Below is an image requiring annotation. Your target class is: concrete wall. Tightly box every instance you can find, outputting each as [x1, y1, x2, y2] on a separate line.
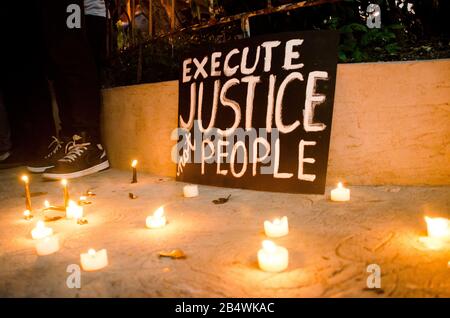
[102, 59, 450, 185]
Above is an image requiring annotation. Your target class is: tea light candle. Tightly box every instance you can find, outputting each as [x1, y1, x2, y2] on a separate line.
[21, 175, 32, 211]
[80, 248, 108, 271]
[131, 159, 138, 183]
[330, 182, 350, 202]
[23, 210, 33, 220]
[61, 179, 70, 209]
[258, 240, 288, 272]
[264, 216, 289, 238]
[183, 184, 199, 198]
[66, 200, 84, 220]
[35, 236, 59, 256]
[419, 236, 444, 250]
[425, 216, 450, 239]
[146, 206, 167, 229]
[31, 221, 53, 240]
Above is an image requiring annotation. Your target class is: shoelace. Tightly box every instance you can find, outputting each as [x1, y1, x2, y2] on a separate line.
[44, 136, 63, 159]
[59, 136, 91, 163]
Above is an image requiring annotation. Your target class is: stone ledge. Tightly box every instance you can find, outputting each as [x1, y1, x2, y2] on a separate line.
[102, 59, 450, 185]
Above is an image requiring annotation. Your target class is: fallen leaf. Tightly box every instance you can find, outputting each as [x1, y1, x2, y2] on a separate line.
[77, 218, 88, 225]
[159, 249, 186, 259]
[85, 190, 96, 197]
[129, 193, 138, 199]
[213, 194, 231, 205]
[45, 216, 63, 222]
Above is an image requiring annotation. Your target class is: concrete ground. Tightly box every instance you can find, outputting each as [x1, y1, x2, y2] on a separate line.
[0, 167, 449, 297]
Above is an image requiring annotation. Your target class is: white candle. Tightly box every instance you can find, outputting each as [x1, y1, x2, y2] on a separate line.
[66, 200, 84, 220]
[146, 206, 167, 229]
[35, 236, 59, 256]
[80, 249, 108, 271]
[183, 184, 199, 198]
[31, 221, 53, 240]
[330, 182, 350, 202]
[61, 179, 69, 209]
[257, 240, 289, 273]
[264, 216, 289, 238]
[131, 159, 138, 183]
[21, 175, 32, 211]
[425, 216, 450, 239]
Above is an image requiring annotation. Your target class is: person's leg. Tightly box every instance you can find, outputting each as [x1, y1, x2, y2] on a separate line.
[41, 0, 109, 179]
[43, 0, 101, 142]
[85, 14, 107, 82]
[0, 91, 12, 157]
[0, 89, 23, 169]
[1, 0, 57, 170]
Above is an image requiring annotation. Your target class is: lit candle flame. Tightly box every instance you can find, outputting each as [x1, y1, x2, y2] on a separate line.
[68, 200, 77, 207]
[88, 249, 96, 256]
[154, 206, 164, 218]
[131, 159, 138, 168]
[337, 182, 343, 189]
[262, 240, 277, 253]
[36, 221, 45, 229]
[21, 175, 29, 183]
[44, 200, 50, 208]
[79, 196, 87, 201]
[24, 210, 31, 217]
[61, 179, 68, 186]
[273, 218, 281, 225]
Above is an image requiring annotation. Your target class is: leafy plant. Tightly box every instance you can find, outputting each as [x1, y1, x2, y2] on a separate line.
[338, 23, 403, 62]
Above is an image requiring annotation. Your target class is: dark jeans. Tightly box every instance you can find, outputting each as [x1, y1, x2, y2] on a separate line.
[1, 0, 56, 156]
[43, 0, 105, 142]
[0, 91, 12, 153]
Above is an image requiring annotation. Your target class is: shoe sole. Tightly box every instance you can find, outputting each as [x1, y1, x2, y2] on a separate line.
[27, 165, 54, 173]
[42, 160, 110, 180]
[0, 152, 11, 161]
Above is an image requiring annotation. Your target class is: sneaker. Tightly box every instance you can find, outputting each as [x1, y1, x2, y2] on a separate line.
[0, 151, 10, 161]
[27, 136, 66, 173]
[42, 135, 110, 180]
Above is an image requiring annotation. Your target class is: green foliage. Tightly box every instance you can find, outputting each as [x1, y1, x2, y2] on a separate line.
[105, 24, 240, 87]
[338, 23, 403, 62]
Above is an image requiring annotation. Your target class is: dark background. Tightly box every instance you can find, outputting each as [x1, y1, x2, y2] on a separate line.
[105, 0, 450, 87]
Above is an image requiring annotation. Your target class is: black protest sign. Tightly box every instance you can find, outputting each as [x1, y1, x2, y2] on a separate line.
[175, 31, 339, 194]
